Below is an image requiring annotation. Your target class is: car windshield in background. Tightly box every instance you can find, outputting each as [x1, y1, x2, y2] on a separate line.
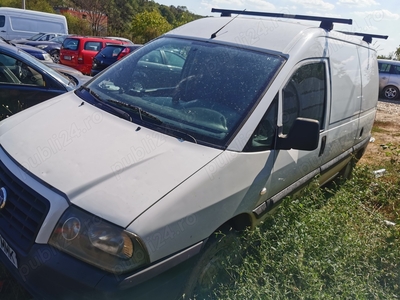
[27, 33, 44, 41]
[84, 37, 284, 148]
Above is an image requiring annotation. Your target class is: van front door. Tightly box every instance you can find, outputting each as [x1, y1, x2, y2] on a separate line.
[268, 60, 329, 199]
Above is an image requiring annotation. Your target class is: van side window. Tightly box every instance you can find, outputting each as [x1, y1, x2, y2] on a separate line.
[0, 16, 5, 27]
[282, 62, 326, 135]
[244, 95, 278, 152]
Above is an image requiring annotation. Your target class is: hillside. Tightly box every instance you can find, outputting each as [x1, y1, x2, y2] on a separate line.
[0, 0, 203, 43]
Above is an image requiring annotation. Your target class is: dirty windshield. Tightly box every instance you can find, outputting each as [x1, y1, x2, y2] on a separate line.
[85, 37, 284, 148]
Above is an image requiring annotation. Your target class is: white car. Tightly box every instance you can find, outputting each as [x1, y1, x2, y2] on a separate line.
[378, 59, 400, 100]
[0, 8, 385, 300]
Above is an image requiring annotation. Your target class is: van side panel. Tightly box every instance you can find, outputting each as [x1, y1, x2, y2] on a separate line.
[10, 16, 67, 35]
[358, 47, 379, 111]
[325, 38, 362, 158]
[0, 8, 68, 40]
[357, 46, 378, 143]
[328, 38, 362, 125]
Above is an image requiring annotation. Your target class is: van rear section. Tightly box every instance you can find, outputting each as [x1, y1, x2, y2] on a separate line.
[0, 7, 68, 40]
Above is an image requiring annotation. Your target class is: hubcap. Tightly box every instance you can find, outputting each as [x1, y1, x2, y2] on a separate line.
[385, 87, 397, 99]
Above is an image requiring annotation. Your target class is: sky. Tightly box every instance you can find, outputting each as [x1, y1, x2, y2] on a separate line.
[155, 0, 399, 57]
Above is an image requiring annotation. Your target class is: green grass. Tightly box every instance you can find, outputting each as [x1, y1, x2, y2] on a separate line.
[212, 159, 400, 299]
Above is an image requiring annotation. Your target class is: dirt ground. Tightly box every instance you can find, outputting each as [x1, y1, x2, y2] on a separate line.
[359, 99, 400, 165]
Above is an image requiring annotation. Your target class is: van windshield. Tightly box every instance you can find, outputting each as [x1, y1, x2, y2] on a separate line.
[83, 37, 284, 148]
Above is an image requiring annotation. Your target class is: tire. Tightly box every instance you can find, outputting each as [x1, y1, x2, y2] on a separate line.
[50, 49, 60, 63]
[182, 228, 241, 300]
[383, 85, 399, 100]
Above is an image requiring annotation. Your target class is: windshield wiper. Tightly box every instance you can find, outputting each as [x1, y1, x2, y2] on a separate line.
[79, 86, 132, 122]
[106, 99, 197, 143]
[106, 99, 163, 125]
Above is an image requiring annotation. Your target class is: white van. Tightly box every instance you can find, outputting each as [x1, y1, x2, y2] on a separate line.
[0, 7, 68, 40]
[0, 8, 386, 300]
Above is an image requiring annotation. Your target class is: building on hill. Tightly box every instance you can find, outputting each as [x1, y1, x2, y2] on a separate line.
[55, 6, 108, 35]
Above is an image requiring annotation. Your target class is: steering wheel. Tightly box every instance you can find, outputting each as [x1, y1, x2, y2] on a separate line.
[185, 107, 228, 132]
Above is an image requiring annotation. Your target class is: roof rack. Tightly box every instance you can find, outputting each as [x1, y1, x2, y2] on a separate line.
[211, 8, 352, 31]
[337, 31, 388, 44]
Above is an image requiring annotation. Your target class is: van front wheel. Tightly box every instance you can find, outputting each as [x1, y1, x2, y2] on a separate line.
[182, 229, 240, 299]
[383, 85, 399, 100]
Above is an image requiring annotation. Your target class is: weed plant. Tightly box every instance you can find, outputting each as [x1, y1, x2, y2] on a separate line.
[213, 156, 400, 299]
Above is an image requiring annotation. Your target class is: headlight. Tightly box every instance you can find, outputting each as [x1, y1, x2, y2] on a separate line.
[42, 53, 53, 62]
[36, 45, 48, 50]
[49, 206, 149, 274]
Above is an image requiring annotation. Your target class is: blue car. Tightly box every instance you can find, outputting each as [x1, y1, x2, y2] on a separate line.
[0, 38, 89, 120]
[1, 36, 53, 61]
[15, 34, 69, 63]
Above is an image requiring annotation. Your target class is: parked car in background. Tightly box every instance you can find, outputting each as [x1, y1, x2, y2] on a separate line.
[15, 34, 69, 63]
[1, 36, 53, 62]
[106, 37, 134, 44]
[43, 61, 91, 85]
[0, 7, 68, 40]
[378, 59, 400, 100]
[10, 32, 65, 44]
[91, 44, 142, 76]
[0, 39, 89, 120]
[60, 36, 131, 75]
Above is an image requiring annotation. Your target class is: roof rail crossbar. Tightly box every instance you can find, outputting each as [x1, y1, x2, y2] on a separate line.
[337, 31, 389, 44]
[211, 8, 352, 31]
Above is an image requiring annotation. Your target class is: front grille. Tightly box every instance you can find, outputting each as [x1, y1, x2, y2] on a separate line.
[0, 160, 50, 254]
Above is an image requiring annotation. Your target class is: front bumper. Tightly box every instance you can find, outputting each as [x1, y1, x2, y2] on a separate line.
[0, 241, 201, 300]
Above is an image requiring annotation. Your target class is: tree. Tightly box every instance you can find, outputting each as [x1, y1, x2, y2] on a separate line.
[63, 13, 91, 35]
[158, 5, 175, 24]
[26, 0, 55, 12]
[130, 10, 172, 44]
[0, 0, 21, 8]
[69, 0, 110, 35]
[107, 0, 134, 37]
[1, 0, 54, 12]
[395, 47, 400, 61]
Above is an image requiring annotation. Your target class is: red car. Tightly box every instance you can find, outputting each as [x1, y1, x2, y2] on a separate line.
[60, 36, 130, 75]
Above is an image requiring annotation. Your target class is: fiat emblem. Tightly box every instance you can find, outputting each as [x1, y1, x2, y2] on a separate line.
[0, 187, 7, 210]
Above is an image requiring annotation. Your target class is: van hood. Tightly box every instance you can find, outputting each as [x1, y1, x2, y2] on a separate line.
[0, 93, 222, 227]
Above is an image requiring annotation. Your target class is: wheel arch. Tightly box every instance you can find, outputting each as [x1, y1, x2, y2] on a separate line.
[215, 212, 253, 233]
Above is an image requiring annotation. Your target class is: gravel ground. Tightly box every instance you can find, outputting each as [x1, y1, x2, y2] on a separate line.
[360, 98, 400, 164]
[377, 99, 400, 117]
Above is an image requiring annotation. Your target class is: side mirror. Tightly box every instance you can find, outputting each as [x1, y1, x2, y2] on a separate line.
[277, 118, 320, 151]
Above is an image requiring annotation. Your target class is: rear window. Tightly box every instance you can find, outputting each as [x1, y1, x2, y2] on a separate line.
[63, 38, 79, 51]
[98, 45, 124, 58]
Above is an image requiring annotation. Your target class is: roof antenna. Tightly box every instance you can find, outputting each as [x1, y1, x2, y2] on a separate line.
[211, 9, 245, 39]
